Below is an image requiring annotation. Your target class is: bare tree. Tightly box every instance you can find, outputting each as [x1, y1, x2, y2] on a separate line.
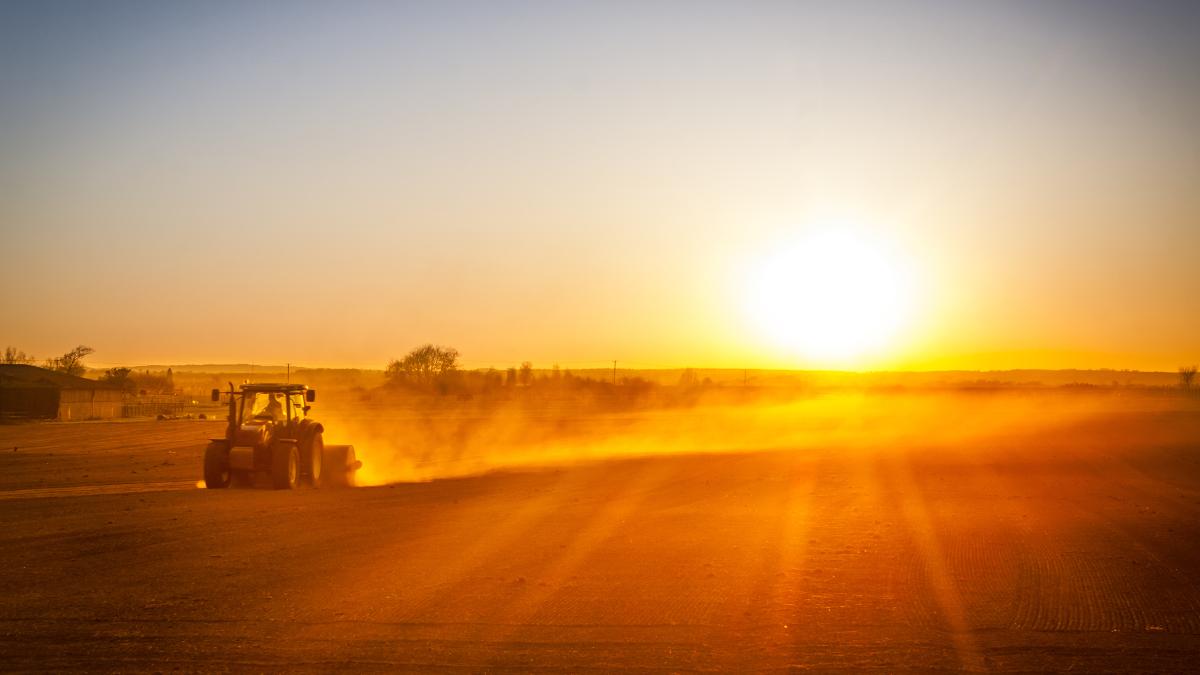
[46, 345, 94, 377]
[518, 361, 533, 387]
[1180, 365, 1198, 390]
[3, 347, 34, 364]
[385, 344, 460, 389]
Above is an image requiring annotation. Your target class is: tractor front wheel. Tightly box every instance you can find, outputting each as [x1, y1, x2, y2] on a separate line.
[203, 441, 231, 489]
[271, 443, 299, 490]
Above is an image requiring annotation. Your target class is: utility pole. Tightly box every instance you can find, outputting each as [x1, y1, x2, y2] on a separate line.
[286, 363, 290, 384]
[612, 360, 617, 386]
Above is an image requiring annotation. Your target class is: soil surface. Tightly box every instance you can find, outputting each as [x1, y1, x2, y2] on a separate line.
[2, 400, 1200, 672]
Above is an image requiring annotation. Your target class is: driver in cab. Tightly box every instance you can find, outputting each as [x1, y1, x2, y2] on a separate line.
[257, 393, 284, 422]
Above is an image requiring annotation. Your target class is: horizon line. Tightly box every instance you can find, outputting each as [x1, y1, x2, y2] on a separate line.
[77, 362, 1190, 376]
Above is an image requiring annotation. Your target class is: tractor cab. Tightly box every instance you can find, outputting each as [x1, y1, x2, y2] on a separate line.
[214, 381, 312, 417]
[239, 387, 312, 425]
[212, 383, 316, 441]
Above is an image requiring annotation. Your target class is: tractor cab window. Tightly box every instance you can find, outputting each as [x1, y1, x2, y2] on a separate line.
[288, 393, 306, 420]
[244, 392, 284, 422]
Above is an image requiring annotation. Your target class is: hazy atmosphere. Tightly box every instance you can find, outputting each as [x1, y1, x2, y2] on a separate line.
[5, 2, 1200, 672]
[4, 0, 1198, 370]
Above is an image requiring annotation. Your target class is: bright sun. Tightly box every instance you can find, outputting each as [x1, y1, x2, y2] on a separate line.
[745, 229, 915, 365]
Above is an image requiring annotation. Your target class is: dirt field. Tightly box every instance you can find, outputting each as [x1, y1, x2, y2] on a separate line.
[2, 394, 1200, 672]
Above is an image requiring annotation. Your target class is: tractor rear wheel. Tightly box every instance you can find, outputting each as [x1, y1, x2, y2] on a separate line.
[203, 441, 231, 489]
[271, 443, 299, 490]
[303, 431, 324, 488]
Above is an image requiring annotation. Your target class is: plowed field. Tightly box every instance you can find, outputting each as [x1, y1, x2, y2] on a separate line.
[2, 395, 1199, 672]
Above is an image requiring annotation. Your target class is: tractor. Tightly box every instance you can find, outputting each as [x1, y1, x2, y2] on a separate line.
[203, 383, 360, 489]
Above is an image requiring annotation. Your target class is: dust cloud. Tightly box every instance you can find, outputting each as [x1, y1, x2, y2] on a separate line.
[319, 390, 1171, 486]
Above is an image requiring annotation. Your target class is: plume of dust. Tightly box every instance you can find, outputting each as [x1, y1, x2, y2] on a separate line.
[318, 390, 1154, 487]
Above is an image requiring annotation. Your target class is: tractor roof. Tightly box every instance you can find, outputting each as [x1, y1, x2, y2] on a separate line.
[240, 383, 309, 393]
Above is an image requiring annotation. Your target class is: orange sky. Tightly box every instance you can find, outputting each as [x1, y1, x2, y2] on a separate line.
[2, 2, 1198, 372]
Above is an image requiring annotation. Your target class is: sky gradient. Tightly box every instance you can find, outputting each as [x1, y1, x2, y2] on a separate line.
[3, 1, 1198, 370]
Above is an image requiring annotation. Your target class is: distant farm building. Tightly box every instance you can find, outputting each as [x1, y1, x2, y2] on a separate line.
[0, 364, 124, 421]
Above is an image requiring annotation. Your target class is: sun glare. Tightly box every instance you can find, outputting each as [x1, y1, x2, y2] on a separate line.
[745, 229, 915, 365]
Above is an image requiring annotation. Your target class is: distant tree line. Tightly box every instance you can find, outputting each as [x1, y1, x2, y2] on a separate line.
[382, 344, 658, 400]
[4, 344, 94, 377]
[3, 345, 175, 395]
[99, 367, 175, 395]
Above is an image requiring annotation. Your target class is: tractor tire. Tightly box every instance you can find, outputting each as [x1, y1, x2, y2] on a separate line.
[322, 445, 358, 488]
[271, 443, 299, 490]
[302, 431, 324, 488]
[203, 441, 231, 489]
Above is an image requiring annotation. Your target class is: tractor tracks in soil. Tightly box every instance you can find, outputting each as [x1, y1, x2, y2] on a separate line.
[0, 480, 199, 501]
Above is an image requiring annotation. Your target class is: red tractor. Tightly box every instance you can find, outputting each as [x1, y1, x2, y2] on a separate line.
[203, 383, 360, 489]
